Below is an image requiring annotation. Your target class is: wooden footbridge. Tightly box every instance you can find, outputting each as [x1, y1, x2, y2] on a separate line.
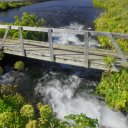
[0, 25, 128, 71]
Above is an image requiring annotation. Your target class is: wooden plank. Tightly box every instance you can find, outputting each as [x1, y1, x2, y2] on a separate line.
[84, 32, 89, 67]
[4, 44, 127, 67]
[19, 27, 25, 56]
[0, 26, 11, 50]
[108, 33, 127, 64]
[3, 48, 118, 71]
[2, 38, 128, 60]
[48, 29, 54, 61]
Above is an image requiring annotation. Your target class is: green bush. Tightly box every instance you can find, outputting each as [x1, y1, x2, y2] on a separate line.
[103, 56, 115, 69]
[0, 94, 26, 128]
[20, 104, 34, 118]
[26, 120, 38, 128]
[0, 94, 99, 128]
[96, 69, 128, 111]
[0, 94, 25, 112]
[0, 2, 8, 10]
[14, 61, 25, 71]
[0, 112, 13, 127]
[0, 12, 48, 41]
[65, 113, 99, 128]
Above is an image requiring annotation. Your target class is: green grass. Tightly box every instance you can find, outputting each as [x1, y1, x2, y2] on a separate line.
[96, 68, 128, 111]
[0, 1, 31, 11]
[93, 0, 128, 52]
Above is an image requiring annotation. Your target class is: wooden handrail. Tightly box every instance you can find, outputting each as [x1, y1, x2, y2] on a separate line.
[0, 25, 128, 39]
[0, 26, 11, 50]
[108, 33, 127, 63]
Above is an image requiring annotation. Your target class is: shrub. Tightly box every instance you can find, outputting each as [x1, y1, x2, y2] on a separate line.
[0, 94, 25, 112]
[38, 104, 53, 126]
[0, 112, 13, 127]
[0, 12, 48, 41]
[103, 56, 115, 69]
[20, 104, 34, 118]
[26, 120, 38, 128]
[0, 2, 8, 10]
[65, 113, 99, 128]
[96, 69, 128, 111]
[14, 61, 25, 71]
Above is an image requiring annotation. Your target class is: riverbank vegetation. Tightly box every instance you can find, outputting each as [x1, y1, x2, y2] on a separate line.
[0, 12, 48, 41]
[93, 0, 128, 51]
[0, 1, 31, 11]
[93, 0, 128, 112]
[0, 95, 99, 128]
[96, 68, 128, 111]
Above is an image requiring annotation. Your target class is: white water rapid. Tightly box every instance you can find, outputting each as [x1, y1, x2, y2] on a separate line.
[52, 22, 101, 47]
[35, 72, 128, 128]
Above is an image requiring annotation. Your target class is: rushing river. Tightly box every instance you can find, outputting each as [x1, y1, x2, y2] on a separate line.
[1, 56, 128, 128]
[0, 0, 128, 128]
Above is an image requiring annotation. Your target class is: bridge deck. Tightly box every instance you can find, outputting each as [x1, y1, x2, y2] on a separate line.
[1, 38, 128, 71]
[0, 25, 128, 71]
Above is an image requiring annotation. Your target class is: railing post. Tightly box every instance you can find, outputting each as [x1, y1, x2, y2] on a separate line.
[108, 33, 127, 64]
[0, 26, 11, 50]
[19, 27, 25, 56]
[84, 31, 89, 67]
[48, 29, 54, 61]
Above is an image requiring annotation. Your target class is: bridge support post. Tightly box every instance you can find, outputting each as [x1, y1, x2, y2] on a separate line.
[108, 33, 127, 65]
[0, 26, 11, 50]
[84, 31, 89, 68]
[48, 29, 54, 61]
[19, 27, 25, 56]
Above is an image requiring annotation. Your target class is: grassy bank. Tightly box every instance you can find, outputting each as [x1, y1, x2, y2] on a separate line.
[93, 0, 128, 112]
[0, 1, 31, 11]
[93, 0, 128, 52]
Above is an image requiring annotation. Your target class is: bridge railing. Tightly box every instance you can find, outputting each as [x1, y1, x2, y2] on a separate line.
[0, 25, 127, 68]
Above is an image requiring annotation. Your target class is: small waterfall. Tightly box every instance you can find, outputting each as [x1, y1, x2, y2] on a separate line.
[35, 72, 128, 128]
[0, 64, 128, 128]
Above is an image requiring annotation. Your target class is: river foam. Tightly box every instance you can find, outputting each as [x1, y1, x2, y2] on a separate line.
[35, 73, 128, 128]
[52, 22, 101, 47]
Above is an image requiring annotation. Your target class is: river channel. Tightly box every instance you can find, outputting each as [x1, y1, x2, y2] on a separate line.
[0, 0, 128, 128]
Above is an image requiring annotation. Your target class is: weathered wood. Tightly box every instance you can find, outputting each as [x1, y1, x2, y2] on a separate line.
[108, 33, 127, 63]
[3, 48, 118, 71]
[19, 27, 25, 56]
[0, 26, 11, 50]
[48, 29, 54, 61]
[84, 32, 89, 67]
[0, 25, 128, 71]
[2, 38, 128, 59]
[1, 38, 128, 59]
[90, 31, 128, 39]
